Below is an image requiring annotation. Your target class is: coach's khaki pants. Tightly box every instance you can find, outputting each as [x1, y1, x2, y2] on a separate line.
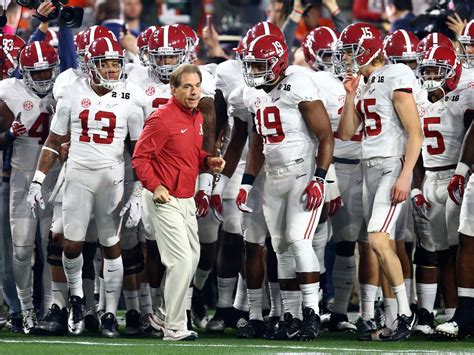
[143, 190, 200, 330]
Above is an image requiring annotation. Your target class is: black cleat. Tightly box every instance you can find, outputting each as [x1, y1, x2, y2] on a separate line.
[125, 310, 143, 337]
[36, 304, 67, 335]
[327, 312, 357, 332]
[263, 316, 280, 339]
[236, 319, 265, 339]
[389, 312, 416, 341]
[299, 307, 321, 341]
[413, 308, 435, 335]
[191, 287, 208, 329]
[68, 296, 85, 335]
[10, 315, 23, 334]
[101, 312, 119, 338]
[206, 307, 249, 332]
[84, 308, 100, 332]
[284, 312, 302, 340]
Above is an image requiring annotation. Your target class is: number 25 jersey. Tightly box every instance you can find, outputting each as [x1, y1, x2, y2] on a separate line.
[50, 77, 145, 169]
[244, 67, 322, 166]
[356, 63, 416, 160]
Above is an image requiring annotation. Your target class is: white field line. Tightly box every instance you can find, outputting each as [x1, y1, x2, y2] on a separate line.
[0, 338, 458, 353]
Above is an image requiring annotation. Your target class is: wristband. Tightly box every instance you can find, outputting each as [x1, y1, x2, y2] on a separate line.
[454, 161, 470, 176]
[33, 170, 46, 184]
[198, 172, 213, 193]
[132, 181, 143, 197]
[241, 173, 256, 186]
[214, 174, 230, 195]
[410, 188, 422, 198]
[314, 168, 327, 179]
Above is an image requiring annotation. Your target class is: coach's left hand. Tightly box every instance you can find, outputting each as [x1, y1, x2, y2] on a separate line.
[206, 156, 226, 173]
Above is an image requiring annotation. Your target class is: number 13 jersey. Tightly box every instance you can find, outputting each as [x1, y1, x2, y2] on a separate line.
[244, 67, 322, 166]
[51, 77, 145, 169]
[356, 63, 416, 159]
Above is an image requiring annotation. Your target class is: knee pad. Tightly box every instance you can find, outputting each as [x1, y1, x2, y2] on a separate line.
[13, 244, 34, 263]
[334, 241, 356, 257]
[47, 235, 64, 267]
[290, 239, 319, 273]
[122, 244, 145, 276]
[413, 244, 438, 267]
[82, 242, 97, 280]
[276, 250, 296, 279]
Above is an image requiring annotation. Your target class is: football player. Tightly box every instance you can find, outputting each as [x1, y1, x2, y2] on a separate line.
[458, 20, 474, 89]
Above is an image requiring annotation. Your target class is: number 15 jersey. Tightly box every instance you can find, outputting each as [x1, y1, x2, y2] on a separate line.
[356, 63, 416, 160]
[51, 77, 145, 169]
[243, 67, 322, 166]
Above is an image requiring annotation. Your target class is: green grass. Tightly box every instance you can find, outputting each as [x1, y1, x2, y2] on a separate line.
[0, 326, 473, 354]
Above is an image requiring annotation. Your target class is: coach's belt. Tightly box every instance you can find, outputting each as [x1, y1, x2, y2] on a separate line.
[425, 164, 457, 172]
[363, 156, 403, 168]
[334, 157, 360, 165]
[265, 157, 306, 174]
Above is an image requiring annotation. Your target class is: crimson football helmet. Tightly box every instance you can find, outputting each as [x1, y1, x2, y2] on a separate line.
[416, 32, 454, 63]
[235, 21, 285, 58]
[334, 22, 383, 75]
[137, 26, 158, 66]
[242, 34, 288, 87]
[77, 26, 116, 75]
[302, 26, 339, 72]
[417, 45, 461, 92]
[1, 34, 25, 78]
[384, 29, 419, 64]
[20, 41, 59, 96]
[172, 24, 199, 63]
[44, 28, 59, 48]
[85, 37, 125, 90]
[148, 25, 187, 82]
[459, 20, 474, 68]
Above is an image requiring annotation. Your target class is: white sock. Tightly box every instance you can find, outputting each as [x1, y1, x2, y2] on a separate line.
[404, 278, 412, 304]
[281, 290, 302, 320]
[384, 298, 398, 330]
[193, 268, 211, 291]
[139, 282, 153, 315]
[217, 276, 237, 308]
[51, 281, 68, 309]
[83, 278, 96, 309]
[63, 254, 84, 298]
[300, 283, 319, 314]
[123, 289, 140, 312]
[416, 283, 437, 313]
[360, 283, 378, 320]
[247, 288, 263, 321]
[103, 257, 123, 314]
[150, 287, 161, 310]
[98, 277, 105, 311]
[392, 283, 411, 316]
[186, 287, 193, 311]
[458, 287, 474, 298]
[333, 255, 356, 315]
[233, 275, 248, 312]
[445, 308, 456, 319]
[268, 282, 281, 318]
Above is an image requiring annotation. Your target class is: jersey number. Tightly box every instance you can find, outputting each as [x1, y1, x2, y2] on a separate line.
[152, 98, 168, 109]
[79, 110, 116, 144]
[357, 98, 382, 137]
[423, 116, 445, 155]
[255, 106, 285, 144]
[28, 113, 50, 145]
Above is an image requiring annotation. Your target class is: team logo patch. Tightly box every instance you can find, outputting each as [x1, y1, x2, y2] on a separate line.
[23, 101, 33, 111]
[255, 98, 261, 108]
[468, 82, 474, 89]
[81, 98, 91, 108]
[417, 106, 425, 117]
[338, 95, 346, 105]
[145, 86, 155, 96]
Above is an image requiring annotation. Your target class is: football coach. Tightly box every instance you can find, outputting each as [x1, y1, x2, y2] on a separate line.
[132, 64, 225, 340]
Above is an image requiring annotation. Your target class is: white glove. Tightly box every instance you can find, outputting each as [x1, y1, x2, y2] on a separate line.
[27, 171, 46, 218]
[120, 181, 143, 228]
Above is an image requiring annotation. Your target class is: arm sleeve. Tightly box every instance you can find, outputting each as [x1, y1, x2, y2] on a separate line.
[50, 97, 71, 136]
[390, 65, 415, 97]
[132, 114, 169, 192]
[288, 71, 322, 105]
[199, 150, 210, 172]
[58, 27, 77, 72]
[28, 28, 46, 43]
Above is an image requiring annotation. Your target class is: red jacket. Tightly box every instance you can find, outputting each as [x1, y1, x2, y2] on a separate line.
[132, 96, 210, 198]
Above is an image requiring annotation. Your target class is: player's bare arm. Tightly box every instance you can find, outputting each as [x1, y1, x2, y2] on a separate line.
[299, 100, 334, 171]
[244, 130, 265, 177]
[37, 131, 69, 175]
[392, 90, 424, 204]
[0, 100, 19, 149]
[199, 96, 217, 155]
[220, 117, 248, 178]
[337, 73, 361, 140]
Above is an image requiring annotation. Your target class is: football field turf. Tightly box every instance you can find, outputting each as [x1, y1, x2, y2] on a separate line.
[0, 327, 473, 354]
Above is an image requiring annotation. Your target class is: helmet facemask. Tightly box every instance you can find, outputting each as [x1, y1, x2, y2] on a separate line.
[138, 45, 151, 66]
[459, 38, 474, 69]
[418, 61, 454, 92]
[89, 57, 125, 90]
[185, 38, 198, 63]
[149, 48, 185, 82]
[23, 63, 59, 97]
[242, 55, 278, 88]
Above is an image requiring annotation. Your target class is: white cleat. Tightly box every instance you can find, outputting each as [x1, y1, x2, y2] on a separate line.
[22, 309, 38, 335]
[163, 328, 198, 341]
[435, 321, 459, 338]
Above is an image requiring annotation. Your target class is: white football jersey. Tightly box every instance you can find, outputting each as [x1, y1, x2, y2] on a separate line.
[244, 67, 321, 166]
[50, 77, 145, 169]
[417, 86, 473, 168]
[458, 66, 474, 90]
[53, 68, 82, 100]
[356, 63, 416, 159]
[0, 78, 56, 171]
[215, 60, 245, 101]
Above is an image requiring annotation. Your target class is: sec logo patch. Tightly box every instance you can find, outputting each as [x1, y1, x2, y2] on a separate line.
[81, 98, 91, 108]
[468, 82, 474, 89]
[23, 101, 33, 111]
[146, 86, 155, 96]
